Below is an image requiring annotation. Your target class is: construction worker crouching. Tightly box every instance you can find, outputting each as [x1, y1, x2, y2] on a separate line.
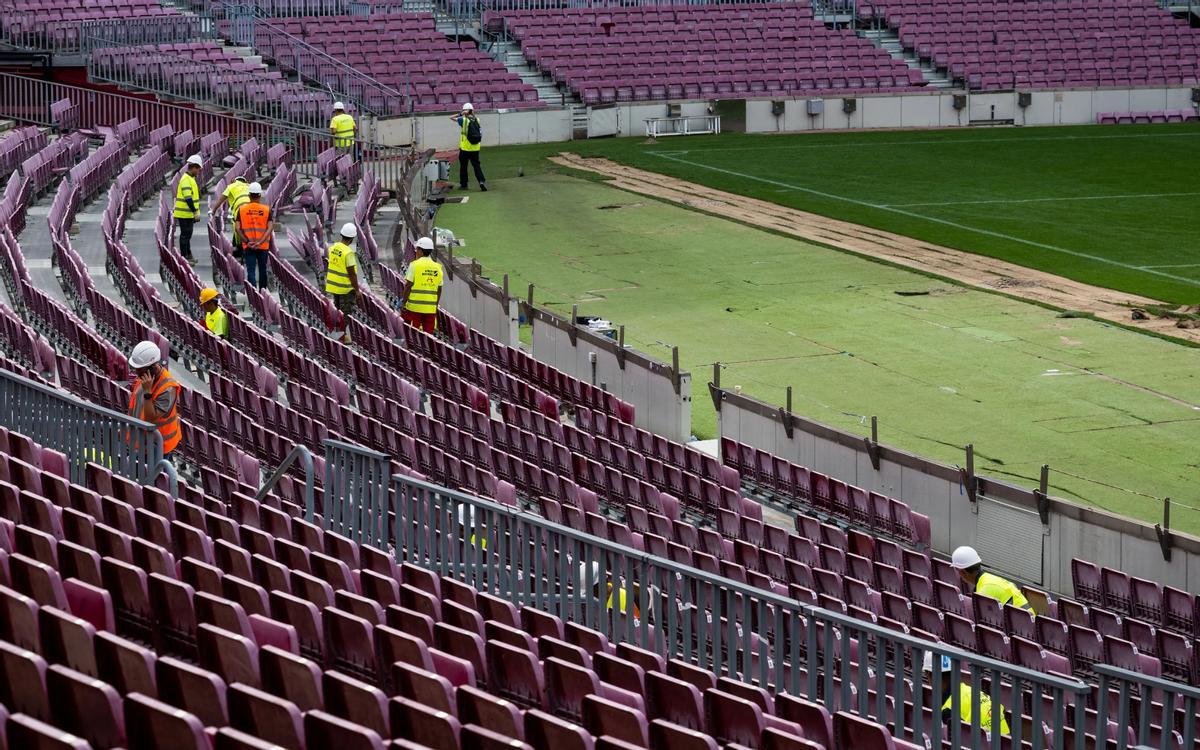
[174, 154, 204, 266]
[325, 222, 360, 345]
[235, 182, 273, 291]
[200, 287, 228, 338]
[580, 562, 641, 620]
[220, 175, 251, 258]
[401, 236, 444, 333]
[923, 652, 1009, 736]
[952, 546, 1035, 615]
[330, 102, 356, 155]
[127, 340, 182, 459]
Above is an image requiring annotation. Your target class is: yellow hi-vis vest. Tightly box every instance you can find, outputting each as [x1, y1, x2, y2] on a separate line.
[325, 242, 356, 295]
[605, 583, 639, 618]
[404, 256, 443, 314]
[330, 112, 356, 148]
[224, 180, 251, 221]
[942, 684, 1010, 736]
[460, 116, 481, 152]
[976, 572, 1033, 613]
[174, 172, 199, 220]
[205, 307, 229, 338]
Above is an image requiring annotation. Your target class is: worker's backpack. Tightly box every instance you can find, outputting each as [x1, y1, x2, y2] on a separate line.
[466, 117, 482, 145]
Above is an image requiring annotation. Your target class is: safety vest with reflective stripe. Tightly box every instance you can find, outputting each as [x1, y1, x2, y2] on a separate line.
[225, 181, 251, 221]
[325, 241, 356, 295]
[174, 172, 199, 220]
[128, 370, 182, 455]
[606, 583, 639, 618]
[976, 572, 1033, 613]
[942, 684, 1010, 736]
[404, 256, 443, 314]
[460, 116, 481, 152]
[237, 202, 271, 249]
[330, 113, 356, 148]
[206, 307, 229, 338]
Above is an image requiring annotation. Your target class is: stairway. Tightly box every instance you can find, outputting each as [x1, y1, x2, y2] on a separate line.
[491, 39, 581, 108]
[861, 27, 956, 89]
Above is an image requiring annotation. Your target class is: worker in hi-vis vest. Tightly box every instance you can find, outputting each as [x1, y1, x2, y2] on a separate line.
[325, 223, 360, 345]
[330, 101, 356, 154]
[219, 175, 251, 256]
[951, 546, 1035, 614]
[199, 287, 228, 338]
[174, 154, 203, 265]
[450, 102, 486, 191]
[401, 236, 443, 334]
[924, 652, 1010, 736]
[234, 182, 273, 291]
[126, 340, 182, 459]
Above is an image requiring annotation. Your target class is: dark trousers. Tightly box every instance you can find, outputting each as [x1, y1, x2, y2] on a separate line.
[243, 248, 268, 290]
[459, 149, 485, 188]
[177, 217, 195, 259]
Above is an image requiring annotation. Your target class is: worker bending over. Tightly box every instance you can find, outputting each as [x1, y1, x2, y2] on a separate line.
[952, 546, 1035, 614]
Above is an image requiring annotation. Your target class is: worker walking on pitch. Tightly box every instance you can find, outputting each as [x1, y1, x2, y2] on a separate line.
[923, 652, 1010, 736]
[451, 102, 486, 191]
[235, 182, 273, 291]
[330, 102, 356, 156]
[325, 223, 360, 344]
[127, 341, 182, 459]
[401, 236, 444, 333]
[218, 175, 252, 257]
[174, 154, 204, 265]
[199, 288, 228, 339]
[951, 546, 1035, 614]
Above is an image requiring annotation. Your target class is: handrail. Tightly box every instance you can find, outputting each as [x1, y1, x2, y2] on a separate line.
[256, 443, 315, 515]
[154, 457, 179, 498]
[389, 473, 1095, 749]
[1094, 664, 1199, 749]
[245, 11, 410, 116]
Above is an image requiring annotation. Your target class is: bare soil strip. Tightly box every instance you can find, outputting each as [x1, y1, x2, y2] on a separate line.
[551, 153, 1198, 344]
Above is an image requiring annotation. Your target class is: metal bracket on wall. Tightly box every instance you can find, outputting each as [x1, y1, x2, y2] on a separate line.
[670, 347, 681, 395]
[960, 444, 979, 505]
[863, 415, 881, 471]
[468, 261, 480, 298]
[616, 325, 626, 370]
[1033, 464, 1050, 525]
[445, 245, 454, 280]
[525, 283, 534, 323]
[778, 386, 794, 439]
[568, 304, 578, 346]
[1155, 497, 1173, 562]
[709, 362, 723, 412]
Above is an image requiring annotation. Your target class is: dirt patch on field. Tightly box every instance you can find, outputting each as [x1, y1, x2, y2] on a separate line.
[551, 153, 1200, 344]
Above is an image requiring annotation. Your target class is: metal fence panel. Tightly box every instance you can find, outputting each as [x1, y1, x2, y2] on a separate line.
[388, 474, 1094, 748]
[0, 366, 162, 485]
[321, 439, 390, 547]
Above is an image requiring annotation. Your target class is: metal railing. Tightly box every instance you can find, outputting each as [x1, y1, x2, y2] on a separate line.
[256, 443, 315, 510]
[387, 474, 1098, 750]
[0, 365, 164, 486]
[245, 13, 410, 116]
[78, 15, 209, 55]
[1095, 665, 1199, 750]
[322, 438, 391, 547]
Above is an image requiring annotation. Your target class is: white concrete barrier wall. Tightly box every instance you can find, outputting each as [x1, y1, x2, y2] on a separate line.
[371, 87, 1199, 148]
[714, 386, 1200, 597]
[439, 258, 520, 347]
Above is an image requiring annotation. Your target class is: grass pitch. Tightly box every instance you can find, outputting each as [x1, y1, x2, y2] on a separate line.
[437, 124, 1200, 533]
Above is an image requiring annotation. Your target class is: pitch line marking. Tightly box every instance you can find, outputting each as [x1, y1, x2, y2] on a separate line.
[649, 130, 1200, 155]
[653, 152, 1200, 288]
[883, 192, 1200, 207]
[1139, 263, 1200, 269]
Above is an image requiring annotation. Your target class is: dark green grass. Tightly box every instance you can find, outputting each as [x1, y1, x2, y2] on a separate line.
[477, 123, 1200, 303]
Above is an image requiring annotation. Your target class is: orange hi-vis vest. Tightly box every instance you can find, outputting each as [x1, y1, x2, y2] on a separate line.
[237, 201, 271, 249]
[128, 370, 182, 454]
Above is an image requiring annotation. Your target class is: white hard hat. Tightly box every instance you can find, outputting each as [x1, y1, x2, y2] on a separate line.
[234, 175, 248, 183]
[457, 504, 475, 526]
[415, 237, 435, 251]
[951, 546, 982, 570]
[922, 652, 953, 673]
[128, 340, 161, 370]
[340, 223, 357, 239]
[333, 101, 345, 110]
[186, 154, 202, 167]
[248, 182, 263, 194]
[461, 102, 474, 111]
